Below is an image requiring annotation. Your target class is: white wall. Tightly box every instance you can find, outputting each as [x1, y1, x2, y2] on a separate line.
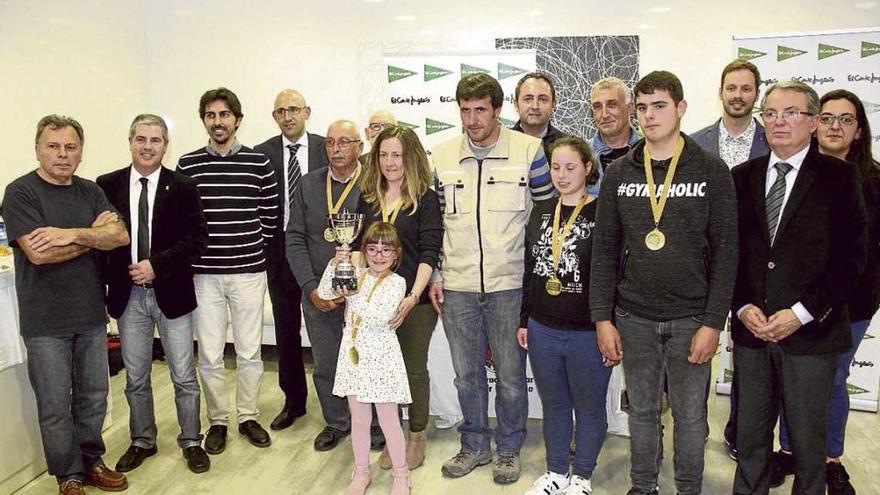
[1, 0, 878, 197]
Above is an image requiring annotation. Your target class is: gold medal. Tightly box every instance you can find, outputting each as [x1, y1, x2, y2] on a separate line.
[545, 277, 562, 296]
[349, 347, 359, 364]
[645, 228, 666, 251]
[323, 227, 336, 242]
[547, 195, 590, 297]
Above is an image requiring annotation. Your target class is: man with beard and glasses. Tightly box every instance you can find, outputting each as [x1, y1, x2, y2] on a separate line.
[176, 87, 278, 456]
[588, 77, 641, 197]
[692, 59, 769, 168]
[511, 72, 565, 158]
[690, 59, 770, 463]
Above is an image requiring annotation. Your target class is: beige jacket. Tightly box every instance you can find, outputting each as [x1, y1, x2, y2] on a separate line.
[432, 127, 549, 293]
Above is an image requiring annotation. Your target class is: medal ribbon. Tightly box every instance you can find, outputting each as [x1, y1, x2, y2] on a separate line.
[643, 136, 685, 230]
[326, 164, 362, 215]
[350, 268, 392, 349]
[550, 194, 589, 280]
[379, 197, 403, 224]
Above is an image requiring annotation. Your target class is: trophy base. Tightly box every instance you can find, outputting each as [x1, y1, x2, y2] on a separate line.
[332, 277, 358, 292]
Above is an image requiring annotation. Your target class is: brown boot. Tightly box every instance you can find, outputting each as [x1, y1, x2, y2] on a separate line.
[390, 466, 410, 495]
[405, 431, 427, 469]
[377, 446, 392, 470]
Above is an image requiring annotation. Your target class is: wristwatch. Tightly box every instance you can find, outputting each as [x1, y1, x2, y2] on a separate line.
[408, 292, 419, 302]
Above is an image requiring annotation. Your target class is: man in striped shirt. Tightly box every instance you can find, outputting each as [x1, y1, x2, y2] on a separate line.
[176, 87, 278, 456]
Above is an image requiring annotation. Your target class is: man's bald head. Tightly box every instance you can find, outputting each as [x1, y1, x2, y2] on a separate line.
[326, 120, 363, 171]
[272, 89, 311, 141]
[365, 110, 397, 144]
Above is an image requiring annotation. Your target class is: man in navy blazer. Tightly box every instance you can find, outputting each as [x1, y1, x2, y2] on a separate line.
[730, 81, 867, 495]
[691, 59, 768, 169]
[254, 89, 329, 431]
[97, 114, 210, 474]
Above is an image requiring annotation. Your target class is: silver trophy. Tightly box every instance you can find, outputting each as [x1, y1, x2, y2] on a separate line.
[329, 212, 365, 291]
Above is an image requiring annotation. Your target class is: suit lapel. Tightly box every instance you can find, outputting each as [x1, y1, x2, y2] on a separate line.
[152, 167, 172, 228]
[117, 168, 133, 229]
[752, 158, 771, 246]
[774, 151, 817, 243]
[709, 120, 721, 156]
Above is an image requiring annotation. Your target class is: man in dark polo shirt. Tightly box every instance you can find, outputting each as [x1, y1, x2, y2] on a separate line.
[2, 115, 130, 495]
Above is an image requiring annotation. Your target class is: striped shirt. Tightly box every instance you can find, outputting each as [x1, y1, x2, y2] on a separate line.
[177, 142, 278, 273]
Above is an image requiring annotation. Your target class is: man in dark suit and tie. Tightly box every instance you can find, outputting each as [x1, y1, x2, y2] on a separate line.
[97, 114, 210, 474]
[731, 81, 867, 495]
[254, 89, 329, 430]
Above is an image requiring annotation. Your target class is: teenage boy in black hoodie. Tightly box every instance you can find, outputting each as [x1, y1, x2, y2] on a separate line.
[590, 71, 738, 495]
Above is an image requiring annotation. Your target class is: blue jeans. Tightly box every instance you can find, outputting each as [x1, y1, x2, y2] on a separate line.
[615, 308, 710, 495]
[118, 286, 202, 449]
[778, 319, 870, 458]
[527, 319, 611, 478]
[442, 289, 527, 455]
[24, 324, 109, 483]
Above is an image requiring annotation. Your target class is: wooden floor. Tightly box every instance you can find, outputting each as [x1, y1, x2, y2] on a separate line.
[14, 350, 880, 495]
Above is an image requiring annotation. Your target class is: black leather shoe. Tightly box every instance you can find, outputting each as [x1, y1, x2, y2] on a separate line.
[114, 445, 157, 472]
[370, 425, 386, 451]
[827, 462, 855, 495]
[270, 406, 306, 431]
[238, 420, 271, 448]
[314, 426, 350, 451]
[769, 450, 795, 488]
[183, 446, 210, 473]
[204, 425, 227, 455]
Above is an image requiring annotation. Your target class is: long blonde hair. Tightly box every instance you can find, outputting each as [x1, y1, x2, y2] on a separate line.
[360, 126, 431, 215]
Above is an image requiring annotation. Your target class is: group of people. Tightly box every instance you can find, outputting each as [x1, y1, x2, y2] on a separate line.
[1, 57, 876, 495]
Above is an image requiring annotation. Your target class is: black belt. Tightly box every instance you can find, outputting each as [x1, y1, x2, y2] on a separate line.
[138, 283, 154, 289]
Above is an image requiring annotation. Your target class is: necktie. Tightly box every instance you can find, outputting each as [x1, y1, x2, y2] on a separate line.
[765, 162, 792, 243]
[286, 144, 303, 212]
[137, 177, 150, 261]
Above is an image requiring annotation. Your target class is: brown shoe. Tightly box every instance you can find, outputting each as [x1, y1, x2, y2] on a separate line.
[378, 446, 392, 470]
[406, 431, 427, 469]
[59, 480, 85, 495]
[84, 464, 128, 491]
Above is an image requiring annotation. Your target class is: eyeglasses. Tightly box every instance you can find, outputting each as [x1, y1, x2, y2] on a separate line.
[818, 112, 857, 127]
[760, 109, 815, 123]
[325, 138, 361, 148]
[369, 122, 393, 132]
[273, 106, 306, 117]
[364, 245, 396, 257]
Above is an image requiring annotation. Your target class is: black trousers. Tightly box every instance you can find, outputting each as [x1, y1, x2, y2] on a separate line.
[266, 257, 307, 412]
[732, 343, 836, 495]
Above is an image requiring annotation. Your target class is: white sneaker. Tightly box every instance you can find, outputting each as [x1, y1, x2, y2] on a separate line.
[524, 471, 570, 495]
[565, 475, 592, 494]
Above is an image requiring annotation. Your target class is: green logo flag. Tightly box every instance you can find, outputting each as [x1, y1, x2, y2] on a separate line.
[499, 117, 518, 128]
[424, 64, 454, 82]
[388, 65, 418, 83]
[818, 43, 849, 60]
[397, 120, 420, 130]
[461, 63, 491, 76]
[777, 45, 808, 61]
[426, 118, 455, 135]
[862, 41, 880, 58]
[498, 63, 528, 80]
[737, 47, 767, 60]
[846, 382, 870, 395]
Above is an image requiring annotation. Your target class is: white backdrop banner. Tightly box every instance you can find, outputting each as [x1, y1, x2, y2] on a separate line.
[381, 51, 536, 152]
[715, 28, 880, 412]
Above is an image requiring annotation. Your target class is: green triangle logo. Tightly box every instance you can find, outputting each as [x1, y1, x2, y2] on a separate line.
[500, 117, 518, 128]
[846, 382, 870, 395]
[425, 118, 455, 135]
[723, 368, 734, 384]
[397, 120, 420, 130]
[387, 65, 418, 83]
[737, 47, 767, 61]
[778, 45, 808, 61]
[497, 62, 528, 80]
[424, 64, 454, 82]
[862, 41, 880, 58]
[461, 63, 491, 77]
[818, 43, 849, 60]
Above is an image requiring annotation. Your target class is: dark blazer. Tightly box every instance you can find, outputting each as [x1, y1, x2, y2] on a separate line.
[97, 166, 208, 320]
[730, 143, 868, 354]
[254, 132, 328, 279]
[691, 118, 769, 164]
